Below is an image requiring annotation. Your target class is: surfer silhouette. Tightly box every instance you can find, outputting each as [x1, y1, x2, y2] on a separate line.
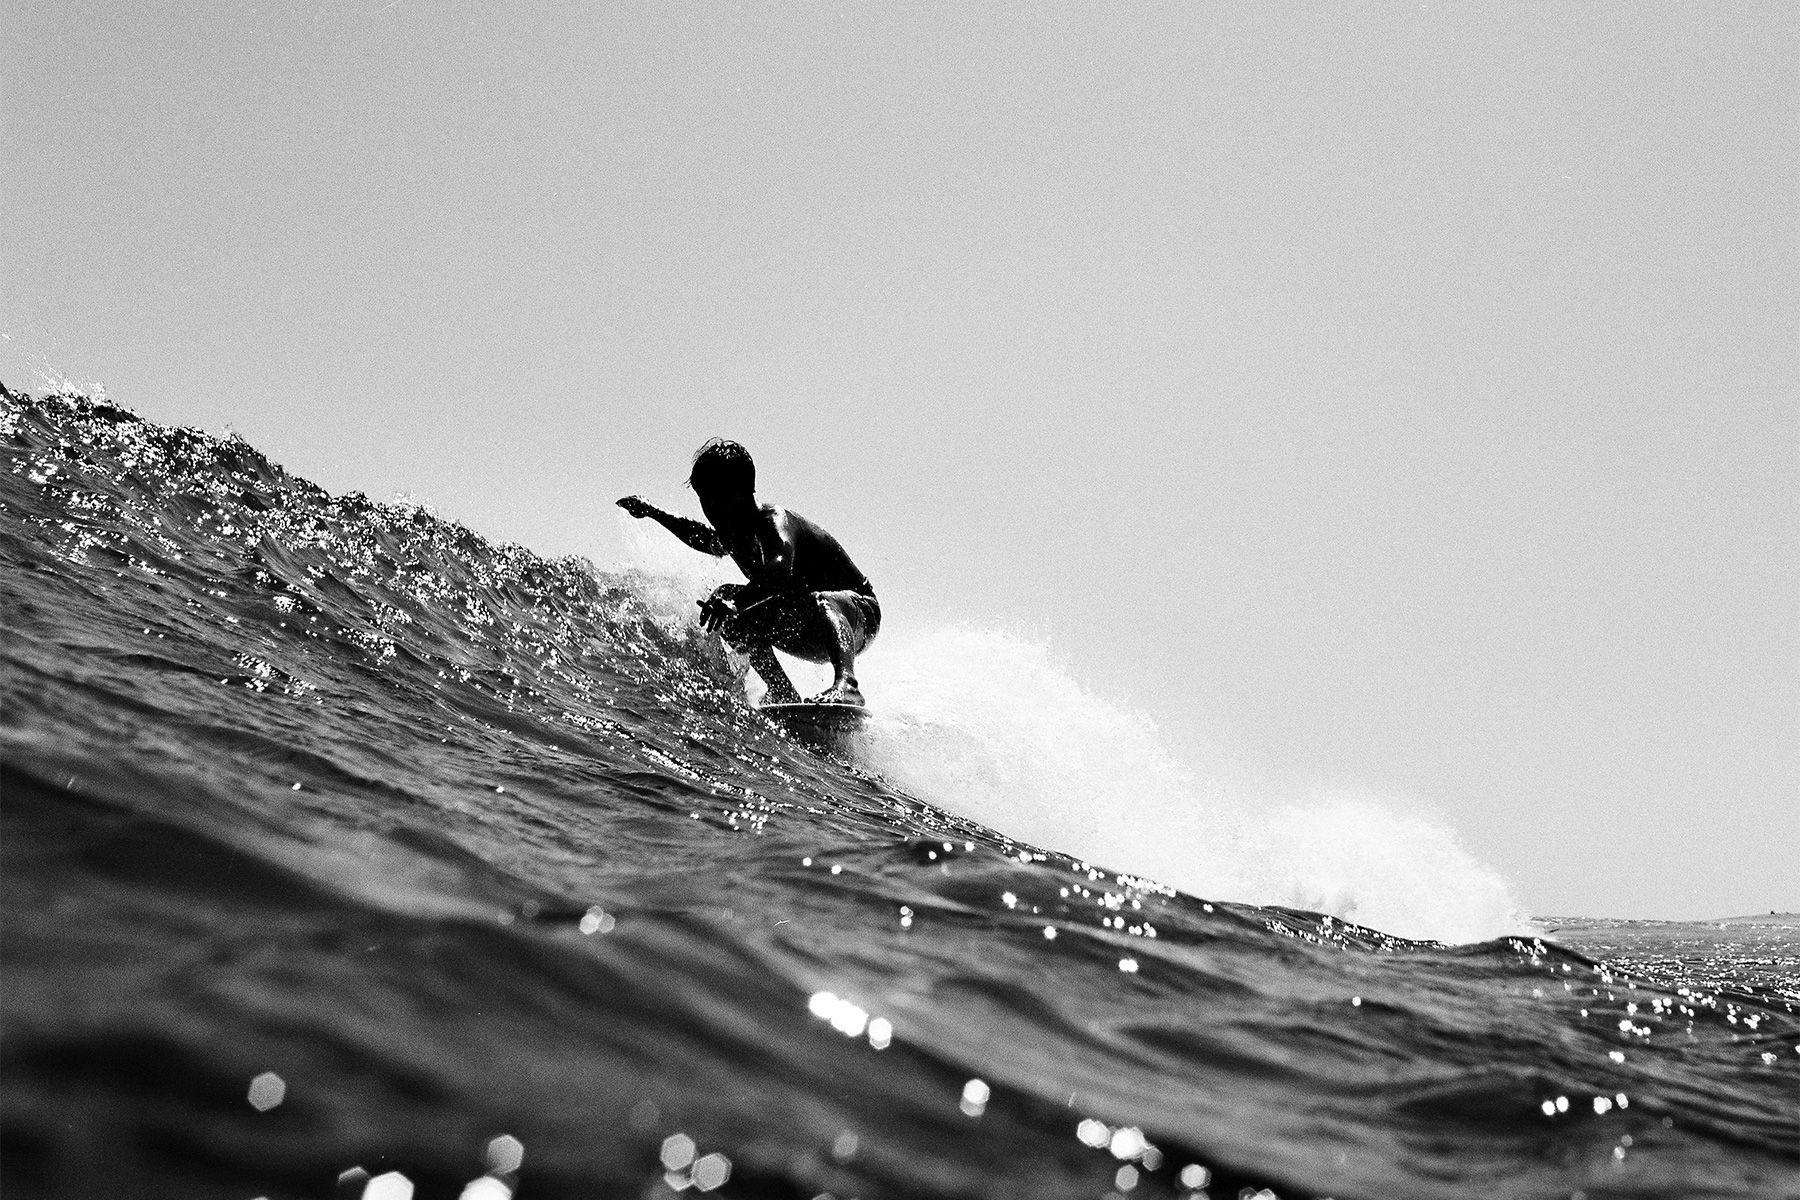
[617, 440, 879, 707]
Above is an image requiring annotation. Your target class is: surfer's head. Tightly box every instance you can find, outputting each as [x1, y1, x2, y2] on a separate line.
[688, 439, 755, 500]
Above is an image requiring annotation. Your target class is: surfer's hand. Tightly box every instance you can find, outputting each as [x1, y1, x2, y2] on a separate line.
[697, 596, 730, 631]
[698, 584, 741, 631]
[616, 496, 655, 519]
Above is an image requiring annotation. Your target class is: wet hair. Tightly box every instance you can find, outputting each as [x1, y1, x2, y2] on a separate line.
[688, 439, 755, 497]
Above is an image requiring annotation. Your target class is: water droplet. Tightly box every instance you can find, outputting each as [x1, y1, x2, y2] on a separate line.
[1108, 1126, 1147, 1160]
[1178, 1164, 1211, 1189]
[660, 1133, 696, 1171]
[691, 1152, 731, 1191]
[484, 1134, 523, 1175]
[247, 1071, 286, 1111]
[362, 1173, 414, 1200]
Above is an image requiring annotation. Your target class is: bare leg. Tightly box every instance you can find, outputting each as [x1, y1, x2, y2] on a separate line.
[811, 598, 864, 706]
[719, 591, 865, 706]
[747, 645, 803, 704]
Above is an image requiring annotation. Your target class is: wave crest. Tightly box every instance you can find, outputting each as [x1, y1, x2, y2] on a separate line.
[852, 627, 1526, 942]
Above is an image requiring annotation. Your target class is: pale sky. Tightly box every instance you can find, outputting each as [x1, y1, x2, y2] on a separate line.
[5, 1, 1795, 920]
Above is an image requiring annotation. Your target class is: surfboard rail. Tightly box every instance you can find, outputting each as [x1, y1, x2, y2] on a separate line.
[757, 700, 870, 752]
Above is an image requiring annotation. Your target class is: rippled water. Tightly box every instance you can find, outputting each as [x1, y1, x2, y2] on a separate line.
[2, 389, 1795, 1200]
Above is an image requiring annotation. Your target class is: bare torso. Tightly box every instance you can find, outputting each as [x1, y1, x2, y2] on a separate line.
[724, 505, 871, 600]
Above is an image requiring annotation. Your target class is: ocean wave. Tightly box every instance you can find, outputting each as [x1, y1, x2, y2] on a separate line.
[3, 387, 1794, 1200]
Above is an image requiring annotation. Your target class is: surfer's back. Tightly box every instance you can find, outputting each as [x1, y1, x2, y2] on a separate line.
[767, 505, 873, 596]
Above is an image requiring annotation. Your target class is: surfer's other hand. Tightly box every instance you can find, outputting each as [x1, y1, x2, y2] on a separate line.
[698, 584, 742, 631]
[616, 496, 654, 519]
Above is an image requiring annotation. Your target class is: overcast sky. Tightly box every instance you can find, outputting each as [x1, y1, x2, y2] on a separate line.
[6, 1, 1795, 920]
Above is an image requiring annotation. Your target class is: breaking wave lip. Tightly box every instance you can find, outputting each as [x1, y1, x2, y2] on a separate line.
[609, 544, 1532, 945]
[852, 628, 1528, 944]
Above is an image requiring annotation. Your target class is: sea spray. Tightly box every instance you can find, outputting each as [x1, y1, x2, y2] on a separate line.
[857, 627, 1525, 943]
[616, 510, 737, 629]
[854, 627, 1241, 878]
[1255, 792, 1528, 944]
[603, 518, 1531, 945]
[606, 531, 1531, 945]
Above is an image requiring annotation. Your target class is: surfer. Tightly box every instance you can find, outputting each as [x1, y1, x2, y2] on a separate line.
[617, 440, 879, 707]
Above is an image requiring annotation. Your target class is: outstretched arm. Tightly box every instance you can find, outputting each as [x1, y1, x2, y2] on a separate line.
[616, 496, 725, 557]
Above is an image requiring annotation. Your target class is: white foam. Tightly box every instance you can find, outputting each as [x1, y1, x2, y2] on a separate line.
[855, 627, 1528, 944]
[615, 512, 737, 635]
[601, 554, 1526, 944]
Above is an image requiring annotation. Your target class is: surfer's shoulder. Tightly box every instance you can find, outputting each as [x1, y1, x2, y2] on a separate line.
[763, 503, 809, 535]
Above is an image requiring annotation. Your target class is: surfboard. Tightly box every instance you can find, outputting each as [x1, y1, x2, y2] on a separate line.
[758, 701, 870, 752]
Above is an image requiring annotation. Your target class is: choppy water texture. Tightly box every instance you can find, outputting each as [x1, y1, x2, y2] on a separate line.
[2, 390, 1795, 1200]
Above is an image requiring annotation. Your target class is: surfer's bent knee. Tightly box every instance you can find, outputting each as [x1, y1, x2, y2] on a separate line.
[724, 591, 879, 662]
[719, 594, 818, 654]
[818, 590, 880, 655]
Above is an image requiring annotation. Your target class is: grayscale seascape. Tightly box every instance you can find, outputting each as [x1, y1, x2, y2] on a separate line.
[4, 392, 1794, 1199]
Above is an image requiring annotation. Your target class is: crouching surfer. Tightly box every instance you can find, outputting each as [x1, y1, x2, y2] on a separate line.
[617, 439, 879, 707]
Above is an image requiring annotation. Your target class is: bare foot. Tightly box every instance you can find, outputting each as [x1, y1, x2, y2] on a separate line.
[810, 683, 865, 707]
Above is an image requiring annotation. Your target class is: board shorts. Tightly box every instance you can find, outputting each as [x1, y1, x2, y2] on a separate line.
[718, 584, 880, 661]
[817, 587, 881, 655]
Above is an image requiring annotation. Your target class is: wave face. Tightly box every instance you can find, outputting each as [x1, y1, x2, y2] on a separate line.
[2, 390, 1795, 1200]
